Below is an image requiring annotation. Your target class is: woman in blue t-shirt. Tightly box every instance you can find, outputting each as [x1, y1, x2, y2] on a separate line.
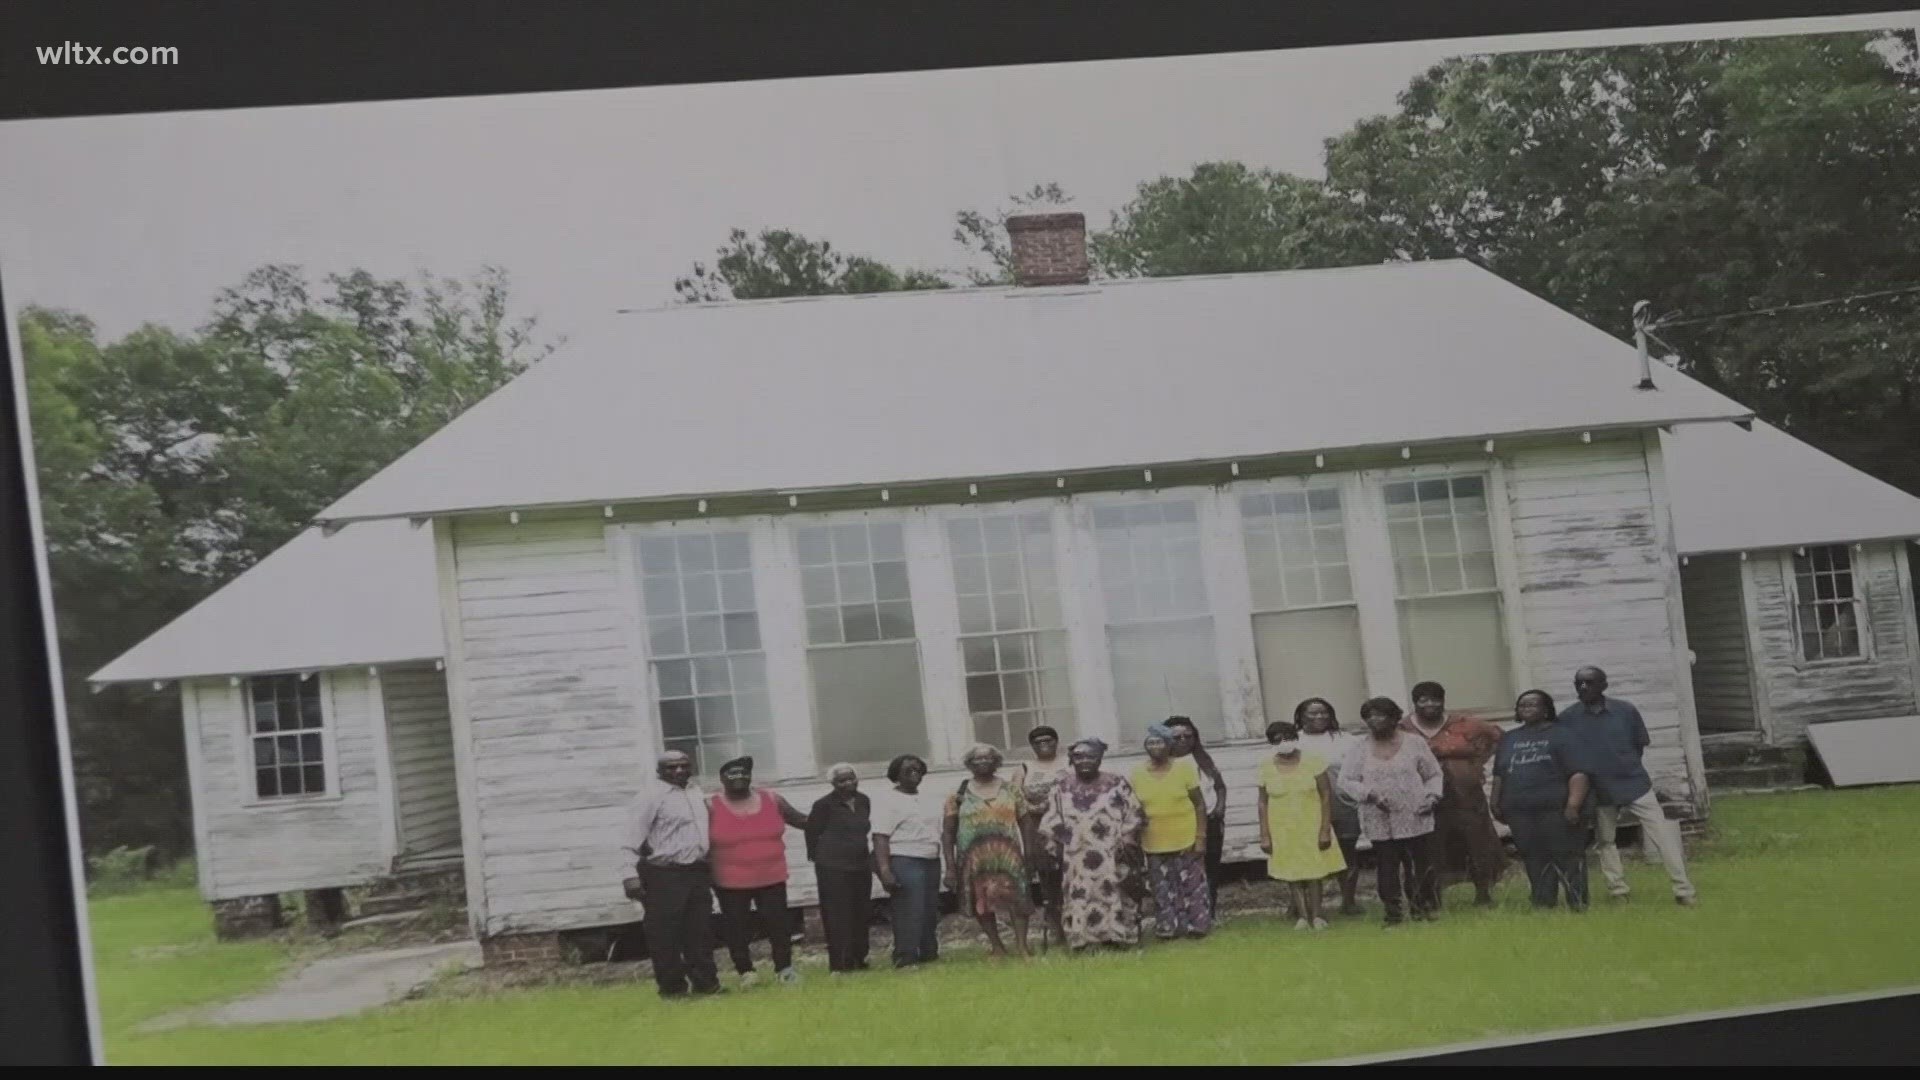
[1491, 689, 1595, 911]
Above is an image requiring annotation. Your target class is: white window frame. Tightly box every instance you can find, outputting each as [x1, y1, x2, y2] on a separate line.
[1074, 486, 1258, 740]
[616, 518, 780, 780]
[1360, 461, 1529, 716]
[1236, 473, 1371, 724]
[238, 670, 340, 805]
[937, 500, 1081, 757]
[1782, 544, 1874, 668]
[782, 507, 947, 773]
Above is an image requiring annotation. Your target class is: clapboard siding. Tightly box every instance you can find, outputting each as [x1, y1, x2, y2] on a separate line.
[384, 662, 463, 863]
[186, 671, 390, 901]
[1681, 555, 1759, 733]
[1746, 540, 1919, 745]
[1505, 440, 1699, 809]
[447, 441, 1717, 937]
[447, 511, 648, 937]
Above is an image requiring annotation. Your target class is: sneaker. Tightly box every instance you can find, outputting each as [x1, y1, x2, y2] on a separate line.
[1311, 918, 1329, 931]
[1294, 918, 1310, 931]
[1675, 895, 1698, 908]
[738, 970, 761, 988]
[776, 967, 800, 985]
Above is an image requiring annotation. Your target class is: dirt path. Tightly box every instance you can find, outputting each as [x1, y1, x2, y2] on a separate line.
[138, 940, 481, 1032]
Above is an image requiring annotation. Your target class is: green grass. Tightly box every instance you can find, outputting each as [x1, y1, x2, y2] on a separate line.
[97, 787, 1920, 1064]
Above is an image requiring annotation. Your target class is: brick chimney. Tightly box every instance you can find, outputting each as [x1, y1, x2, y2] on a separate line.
[1006, 212, 1089, 287]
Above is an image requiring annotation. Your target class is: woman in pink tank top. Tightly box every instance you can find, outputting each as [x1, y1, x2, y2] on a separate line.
[709, 755, 809, 986]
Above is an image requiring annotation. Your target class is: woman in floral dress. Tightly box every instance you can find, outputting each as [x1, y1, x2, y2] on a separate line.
[942, 743, 1034, 959]
[1039, 737, 1147, 951]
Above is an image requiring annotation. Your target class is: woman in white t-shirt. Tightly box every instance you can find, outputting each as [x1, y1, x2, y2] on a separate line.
[1294, 697, 1365, 917]
[870, 754, 946, 968]
[1014, 725, 1072, 951]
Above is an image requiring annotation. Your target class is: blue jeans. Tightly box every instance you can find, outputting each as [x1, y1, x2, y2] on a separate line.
[888, 855, 941, 967]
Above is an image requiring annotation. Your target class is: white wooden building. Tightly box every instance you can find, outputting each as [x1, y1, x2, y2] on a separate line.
[91, 520, 461, 931]
[1665, 418, 1920, 759]
[300, 213, 1776, 955]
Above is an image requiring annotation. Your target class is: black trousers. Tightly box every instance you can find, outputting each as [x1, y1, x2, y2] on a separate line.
[714, 881, 792, 975]
[1372, 834, 1440, 921]
[815, 865, 873, 972]
[640, 863, 720, 996]
[1203, 816, 1226, 915]
[1506, 810, 1591, 910]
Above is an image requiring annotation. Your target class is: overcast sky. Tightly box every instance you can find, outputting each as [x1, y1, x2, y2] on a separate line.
[1, 13, 1907, 345]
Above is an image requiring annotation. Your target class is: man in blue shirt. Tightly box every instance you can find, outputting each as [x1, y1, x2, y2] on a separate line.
[1557, 666, 1698, 906]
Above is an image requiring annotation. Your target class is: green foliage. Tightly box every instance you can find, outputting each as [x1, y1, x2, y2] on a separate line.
[673, 227, 951, 302]
[21, 266, 554, 861]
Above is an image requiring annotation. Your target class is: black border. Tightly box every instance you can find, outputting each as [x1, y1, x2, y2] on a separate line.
[3, 0, 1916, 1065]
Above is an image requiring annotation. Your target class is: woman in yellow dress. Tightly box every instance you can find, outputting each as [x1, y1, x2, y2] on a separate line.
[1257, 719, 1347, 931]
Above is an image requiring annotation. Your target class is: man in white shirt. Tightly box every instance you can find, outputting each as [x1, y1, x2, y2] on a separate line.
[620, 750, 722, 997]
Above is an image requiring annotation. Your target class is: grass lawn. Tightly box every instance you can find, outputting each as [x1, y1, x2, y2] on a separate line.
[95, 787, 1920, 1065]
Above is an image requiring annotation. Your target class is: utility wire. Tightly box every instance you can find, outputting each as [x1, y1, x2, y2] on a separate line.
[1652, 282, 1920, 329]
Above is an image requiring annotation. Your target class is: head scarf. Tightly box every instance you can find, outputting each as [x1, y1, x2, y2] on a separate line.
[1144, 723, 1175, 746]
[962, 742, 1003, 769]
[1069, 736, 1108, 757]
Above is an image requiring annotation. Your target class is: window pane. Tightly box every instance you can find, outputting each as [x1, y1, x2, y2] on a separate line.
[698, 696, 735, 734]
[719, 571, 754, 612]
[877, 601, 915, 640]
[656, 659, 693, 698]
[252, 696, 277, 733]
[837, 564, 875, 603]
[257, 769, 279, 799]
[874, 561, 911, 602]
[681, 572, 720, 614]
[796, 527, 834, 566]
[677, 534, 716, 572]
[279, 766, 303, 794]
[843, 605, 881, 643]
[295, 682, 322, 727]
[278, 734, 300, 760]
[806, 607, 843, 645]
[1108, 618, 1221, 733]
[1398, 593, 1511, 715]
[801, 566, 838, 607]
[957, 594, 993, 635]
[731, 656, 766, 691]
[253, 738, 274, 768]
[870, 523, 906, 561]
[948, 519, 984, 556]
[723, 613, 761, 652]
[686, 615, 725, 654]
[638, 537, 679, 574]
[967, 674, 1004, 712]
[299, 732, 323, 762]
[642, 574, 682, 616]
[659, 697, 697, 739]
[714, 532, 752, 571]
[810, 642, 928, 765]
[302, 765, 326, 793]
[693, 656, 731, 694]
[831, 523, 870, 562]
[953, 555, 989, 596]
[1254, 607, 1367, 734]
[649, 617, 687, 657]
[963, 637, 997, 674]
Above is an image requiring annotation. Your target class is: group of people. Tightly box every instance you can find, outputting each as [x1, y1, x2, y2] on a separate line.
[619, 664, 1698, 999]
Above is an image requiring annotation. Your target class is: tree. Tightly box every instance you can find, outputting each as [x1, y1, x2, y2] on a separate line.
[1091, 163, 1396, 278]
[674, 227, 949, 302]
[22, 266, 555, 861]
[1321, 30, 1920, 487]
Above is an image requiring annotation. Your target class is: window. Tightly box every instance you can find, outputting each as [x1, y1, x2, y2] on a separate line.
[1384, 474, 1512, 714]
[1241, 483, 1368, 724]
[636, 529, 773, 776]
[1790, 546, 1867, 662]
[248, 674, 327, 799]
[796, 520, 928, 765]
[1093, 499, 1222, 732]
[948, 509, 1075, 751]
